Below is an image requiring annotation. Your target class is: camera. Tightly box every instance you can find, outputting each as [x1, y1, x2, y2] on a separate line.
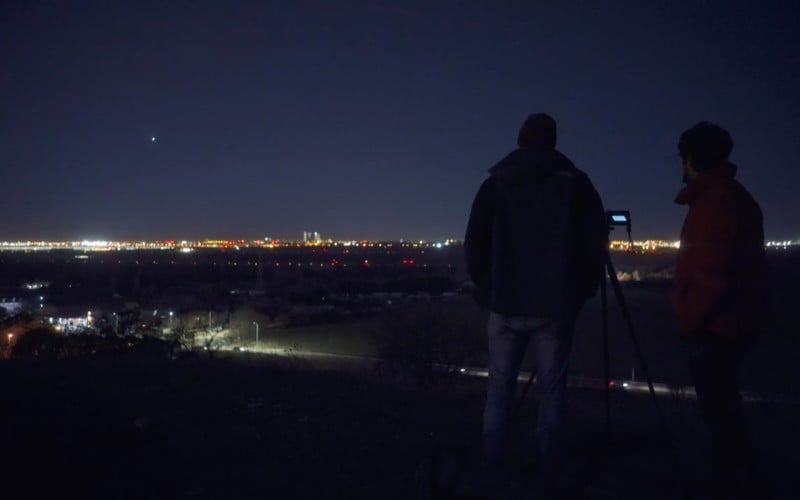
[606, 210, 631, 227]
[606, 210, 632, 245]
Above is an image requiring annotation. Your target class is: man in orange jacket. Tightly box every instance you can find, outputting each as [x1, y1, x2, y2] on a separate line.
[673, 122, 767, 496]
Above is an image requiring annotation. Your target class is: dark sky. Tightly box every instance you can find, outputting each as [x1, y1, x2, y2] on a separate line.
[2, 1, 798, 241]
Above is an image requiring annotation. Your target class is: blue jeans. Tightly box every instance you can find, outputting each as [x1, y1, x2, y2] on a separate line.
[482, 312, 575, 472]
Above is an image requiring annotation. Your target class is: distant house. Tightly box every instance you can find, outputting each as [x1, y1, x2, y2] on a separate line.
[45, 307, 94, 334]
[0, 298, 25, 315]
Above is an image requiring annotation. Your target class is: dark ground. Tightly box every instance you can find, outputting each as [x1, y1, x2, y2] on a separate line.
[2, 351, 799, 499]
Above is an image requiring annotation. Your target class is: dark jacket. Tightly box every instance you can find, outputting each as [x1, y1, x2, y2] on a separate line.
[673, 163, 767, 339]
[464, 147, 607, 318]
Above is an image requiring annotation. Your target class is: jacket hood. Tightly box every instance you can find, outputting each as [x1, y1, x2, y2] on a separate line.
[675, 162, 738, 205]
[489, 147, 574, 182]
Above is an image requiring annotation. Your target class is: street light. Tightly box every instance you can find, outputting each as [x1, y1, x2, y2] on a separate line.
[253, 321, 259, 347]
[7, 333, 12, 345]
[169, 311, 174, 328]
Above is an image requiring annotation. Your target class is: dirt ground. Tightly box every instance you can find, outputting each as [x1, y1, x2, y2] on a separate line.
[2, 351, 798, 499]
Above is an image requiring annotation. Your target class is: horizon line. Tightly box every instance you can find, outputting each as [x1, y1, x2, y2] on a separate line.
[0, 238, 797, 252]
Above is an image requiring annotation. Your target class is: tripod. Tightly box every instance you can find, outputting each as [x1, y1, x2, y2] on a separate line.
[514, 217, 671, 443]
[511, 214, 682, 490]
[599, 222, 683, 482]
[599, 240, 665, 438]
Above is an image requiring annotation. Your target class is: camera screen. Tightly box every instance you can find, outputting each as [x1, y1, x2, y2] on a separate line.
[606, 210, 631, 227]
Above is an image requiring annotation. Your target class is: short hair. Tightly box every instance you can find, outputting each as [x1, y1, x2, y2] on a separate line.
[677, 122, 733, 172]
[518, 113, 557, 149]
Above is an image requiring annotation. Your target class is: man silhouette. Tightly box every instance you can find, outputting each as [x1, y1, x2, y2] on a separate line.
[465, 113, 607, 492]
[673, 122, 767, 497]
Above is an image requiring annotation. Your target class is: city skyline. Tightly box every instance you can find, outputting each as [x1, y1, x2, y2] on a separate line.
[0, 236, 797, 253]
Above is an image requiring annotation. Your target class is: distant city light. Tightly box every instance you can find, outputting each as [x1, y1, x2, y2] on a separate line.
[766, 241, 796, 249]
[0, 238, 794, 253]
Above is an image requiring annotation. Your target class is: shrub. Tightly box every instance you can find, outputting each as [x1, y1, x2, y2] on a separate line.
[11, 328, 67, 360]
[373, 304, 484, 390]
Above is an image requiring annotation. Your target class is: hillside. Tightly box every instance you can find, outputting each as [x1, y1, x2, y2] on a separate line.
[3, 351, 798, 499]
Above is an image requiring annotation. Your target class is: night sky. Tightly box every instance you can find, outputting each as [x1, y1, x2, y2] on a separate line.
[2, 1, 798, 241]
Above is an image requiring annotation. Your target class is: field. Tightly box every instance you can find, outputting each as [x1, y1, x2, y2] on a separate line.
[3, 249, 799, 498]
[256, 280, 800, 397]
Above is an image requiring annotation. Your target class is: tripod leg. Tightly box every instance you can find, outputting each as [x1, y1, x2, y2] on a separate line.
[605, 254, 681, 471]
[514, 368, 537, 417]
[605, 258, 662, 416]
[601, 265, 611, 438]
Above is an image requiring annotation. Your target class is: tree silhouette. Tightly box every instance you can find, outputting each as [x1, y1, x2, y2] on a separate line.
[11, 327, 66, 360]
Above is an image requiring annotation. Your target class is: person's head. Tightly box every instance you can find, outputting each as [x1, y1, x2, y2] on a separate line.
[517, 113, 557, 150]
[677, 122, 733, 183]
